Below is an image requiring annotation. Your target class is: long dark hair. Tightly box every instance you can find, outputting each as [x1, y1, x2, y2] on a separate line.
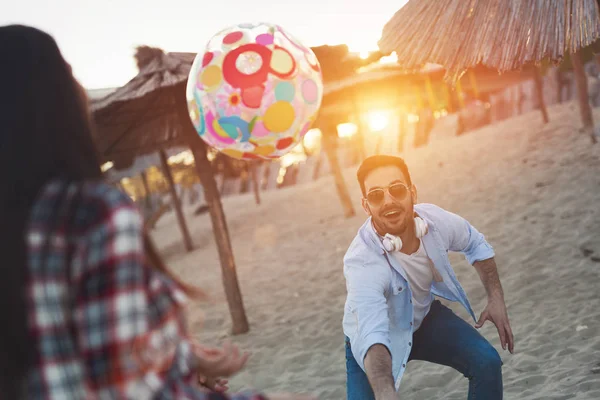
[0, 25, 103, 397]
[0, 25, 204, 398]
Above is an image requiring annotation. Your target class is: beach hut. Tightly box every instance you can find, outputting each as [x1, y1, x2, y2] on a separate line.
[91, 46, 250, 334]
[379, 0, 600, 142]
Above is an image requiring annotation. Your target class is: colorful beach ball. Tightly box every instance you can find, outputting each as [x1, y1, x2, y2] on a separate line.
[186, 22, 323, 160]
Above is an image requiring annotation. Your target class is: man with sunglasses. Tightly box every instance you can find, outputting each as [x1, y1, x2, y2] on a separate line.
[343, 155, 513, 400]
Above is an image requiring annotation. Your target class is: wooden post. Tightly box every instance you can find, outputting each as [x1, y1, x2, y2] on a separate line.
[175, 88, 249, 334]
[250, 161, 261, 205]
[533, 66, 550, 124]
[351, 91, 367, 162]
[509, 85, 517, 118]
[219, 173, 226, 194]
[322, 132, 355, 218]
[140, 170, 151, 196]
[416, 84, 424, 110]
[312, 151, 323, 181]
[188, 139, 249, 334]
[572, 51, 597, 143]
[425, 75, 437, 109]
[517, 84, 524, 115]
[456, 79, 466, 109]
[159, 150, 194, 252]
[140, 170, 153, 222]
[261, 161, 271, 190]
[555, 69, 564, 103]
[468, 70, 480, 100]
[444, 83, 455, 113]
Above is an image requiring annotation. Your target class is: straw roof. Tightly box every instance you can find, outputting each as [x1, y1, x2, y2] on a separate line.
[379, 0, 600, 82]
[91, 47, 195, 165]
[319, 61, 536, 118]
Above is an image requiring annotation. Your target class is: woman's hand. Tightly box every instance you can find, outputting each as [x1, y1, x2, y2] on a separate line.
[192, 341, 250, 378]
[197, 375, 229, 392]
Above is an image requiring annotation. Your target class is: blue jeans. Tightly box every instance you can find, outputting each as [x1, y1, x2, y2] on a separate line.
[345, 300, 503, 399]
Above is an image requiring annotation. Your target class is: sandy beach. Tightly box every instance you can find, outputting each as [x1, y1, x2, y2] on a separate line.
[151, 101, 600, 399]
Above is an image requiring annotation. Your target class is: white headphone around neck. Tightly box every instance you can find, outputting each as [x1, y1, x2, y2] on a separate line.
[381, 217, 428, 252]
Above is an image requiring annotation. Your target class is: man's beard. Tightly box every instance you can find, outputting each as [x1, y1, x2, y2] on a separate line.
[373, 204, 414, 236]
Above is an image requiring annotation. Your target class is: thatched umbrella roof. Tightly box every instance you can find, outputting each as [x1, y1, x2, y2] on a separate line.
[91, 47, 195, 165]
[319, 61, 536, 119]
[379, 0, 600, 82]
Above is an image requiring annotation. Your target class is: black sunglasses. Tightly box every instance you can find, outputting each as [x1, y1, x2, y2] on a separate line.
[366, 183, 411, 206]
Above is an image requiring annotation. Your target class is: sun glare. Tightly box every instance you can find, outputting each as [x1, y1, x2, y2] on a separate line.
[367, 111, 390, 133]
[168, 150, 195, 165]
[378, 52, 399, 65]
[101, 161, 114, 173]
[280, 146, 307, 168]
[359, 51, 370, 60]
[337, 123, 358, 138]
[303, 128, 322, 153]
[407, 113, 420, 124]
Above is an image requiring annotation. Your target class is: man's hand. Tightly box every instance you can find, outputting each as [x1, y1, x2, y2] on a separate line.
[475, 295, 514, 353]
[473, 258, 515, 354]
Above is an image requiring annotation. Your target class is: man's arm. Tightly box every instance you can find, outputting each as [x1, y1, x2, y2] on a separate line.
[364, 345, 398, 400]
[344, 258, 397, 399]
[434, 206, 514, 353]
[473, 257, 514, 353]
[473, 257, 504, 299]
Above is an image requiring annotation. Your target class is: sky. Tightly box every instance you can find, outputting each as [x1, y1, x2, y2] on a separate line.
[1, 0, 406, 89]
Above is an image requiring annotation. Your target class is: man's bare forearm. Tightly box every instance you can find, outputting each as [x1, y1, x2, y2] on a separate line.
[364, 344, 397, 399]
[473, 257, 504, 299]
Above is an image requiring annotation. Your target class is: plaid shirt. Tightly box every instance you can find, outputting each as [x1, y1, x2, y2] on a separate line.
[25, 180, 265, 400]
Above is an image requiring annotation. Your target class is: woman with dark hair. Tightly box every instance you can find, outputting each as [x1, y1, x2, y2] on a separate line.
[0, 25, 312, 400]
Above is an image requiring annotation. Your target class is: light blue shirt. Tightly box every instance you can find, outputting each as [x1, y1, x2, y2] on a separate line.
[342, 203, 495, 390]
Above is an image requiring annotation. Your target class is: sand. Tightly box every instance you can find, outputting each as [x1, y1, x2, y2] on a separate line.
[151, 101, 600, 399]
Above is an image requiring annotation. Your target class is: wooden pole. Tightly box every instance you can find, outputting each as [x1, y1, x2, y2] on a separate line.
[456, 80, 466, 109]
[261, 161, 271, 190]
[571, 51, 597, 143]
[188, 139, 249, 334]
[158, 150, 194, 252]
[468, 70, 480, 100]
[250, 161, 261, 205]
[322, 131, 355, 218]
[533, 66, 550, 124]
[312, 151, 323, 181]
[517, 84, 524, 115]
[219, 172, 226, 194]
[140, 170, 153, 223]
[351, 91, 367, 162]
[416, 84, 424, 110]
[444, 83, 455, 113]
[174, 87, 249, 334]
[425, 75, 437, 109]
[140, 170, 151, 196]
[509, 84, 517, 118]
[556, 69, 564, 103]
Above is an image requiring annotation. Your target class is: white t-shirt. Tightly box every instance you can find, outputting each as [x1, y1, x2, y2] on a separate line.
[392, 240, 435, 331]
